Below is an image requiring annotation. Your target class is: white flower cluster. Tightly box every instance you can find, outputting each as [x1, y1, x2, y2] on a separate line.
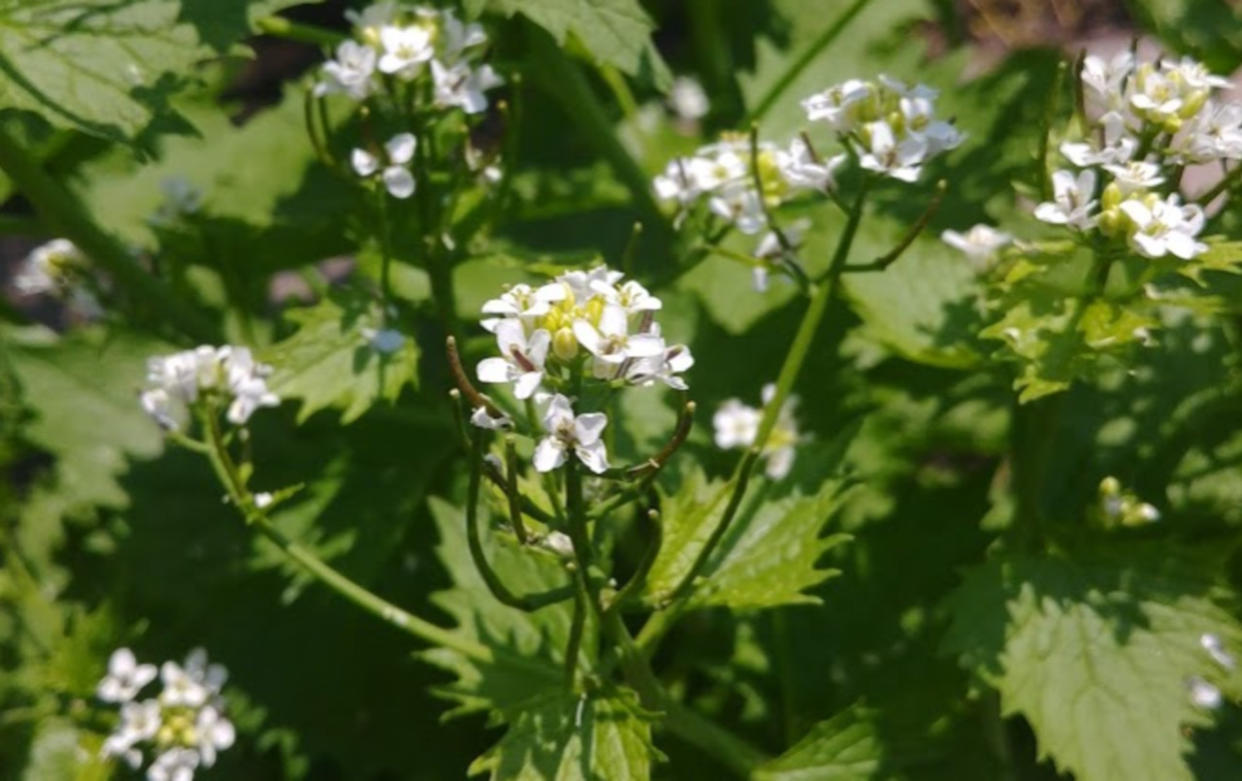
[801, 75, 964, 182]
[712, 383, 801, 480]
[473, 267, 692, 473]
[140, 346, 280, 431]
[98, 648, 235, 781]
[1097, 476, 1160, 526]
[1033, 52, 1242, 260]
[940, 223, 1012, 264]
[654, 133, 841, 234]
[315, 2, 501, 114]
[13, 238, 87, 297]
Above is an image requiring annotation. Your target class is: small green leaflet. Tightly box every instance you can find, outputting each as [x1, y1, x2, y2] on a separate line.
[474, 0, 671, 89]
[0, 1, 319, 143]
[642, 469, 850, 610]
[263, 292, 420, 425]
[941, 543, 1242, 781]
[469, 687, 663, 781]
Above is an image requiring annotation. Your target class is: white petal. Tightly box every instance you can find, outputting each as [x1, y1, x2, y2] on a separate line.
[385, 132, 417, 165]
[477, 357, 512, 384]
[542, 394, 574, 430]
[625, 333, 665, 358]
[764, 446, 796, 479]
[525, 329, 551, 367]
[383, 166, 416, 199]
[575, 440, 610, 474]
[513, 371, 543, 399]
[111, 648, 138, 675]
[574, 412, 608, 445]
[533, 437, 566, 472]
[572, 320, 603, 355]
[351, 148, 379, 177]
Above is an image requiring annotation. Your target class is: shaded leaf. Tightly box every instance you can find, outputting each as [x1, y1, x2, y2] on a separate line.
[264, 292, 420, 424]
[469, 687, 662, 780]
[941, 542, 1242, 781]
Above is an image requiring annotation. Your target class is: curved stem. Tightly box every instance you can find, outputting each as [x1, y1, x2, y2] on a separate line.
[466, 430, 574, 611]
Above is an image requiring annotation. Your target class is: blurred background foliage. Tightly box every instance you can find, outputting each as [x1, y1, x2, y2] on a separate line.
[3, 0, 1242, 779]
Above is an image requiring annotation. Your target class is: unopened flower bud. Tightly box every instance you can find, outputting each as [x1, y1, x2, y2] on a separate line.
[1099, 476, 1121, 496]
[584, 296, 605, 325]
[553, 327, 579, 361]
[1102, 182, 1122, 211]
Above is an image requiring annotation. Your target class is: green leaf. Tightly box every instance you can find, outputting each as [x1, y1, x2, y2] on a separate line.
[469, 687, 662, 781]
[941, 543, 1242, 781]
[263, 292, 421, 425]
[7, 326, 165, 510]
[482, 0, 670, 89]
[642, 470, 850, 610]
[21, 719, 109, 781]
[0, 0, 310, 143]
[689, 479, 850, 610]
[420, 497, 575, 719]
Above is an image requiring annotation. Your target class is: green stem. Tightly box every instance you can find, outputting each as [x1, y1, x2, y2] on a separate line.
[1197, 160, 1242, 206]
[254, 15, 346, 46]
[639, 179, 870, 657]
[466, 430, 574, 610]
[0, 126, 217, 342]
[746, 0, 870, 122]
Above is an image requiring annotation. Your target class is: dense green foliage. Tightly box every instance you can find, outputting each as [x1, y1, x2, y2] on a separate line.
[3, 1, 1242, 779]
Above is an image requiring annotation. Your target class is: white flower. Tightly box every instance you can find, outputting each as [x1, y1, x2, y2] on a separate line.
[752, 218, 812, 292]
[377, 23, 435, 79]
[1103, 160, 1165, 194]
[1034, 169, 1097, 229]
[194, 706, 235, 767]
[480, 282, 566, 331]
[859, 120, 926, 182]
[713, 400, 760, 450]
[14, 238, 86, 297]
[218, 347, 279, 425]
[102, 699, 161, 768]
[141, 346, 278, 430]
[778, 136, 843, 191]
[470, 406, 511, 430]
[624, 333, 694, 390]
[556, 266, 624, 303]
[653, 156, 711, 205]
[147, 747, 200, 781]
[668, 76, 709, 122]
[1119, 194, 1206, 259]
[709, 184, 767, 234]
[573, 305, 666, 378]
[941, 224, 1012, 262]
[1061, 111, 1137, 167]
[253, 491, 274, 508]
[801, 79, 872, 132]
[439, 10, 488, 61]
[533, 394, 609, 474]
[477, 318, 550, 399]
[431, 60, 502, 114]
[345, 2, 398, 45]
[1187, 676, 1223, 709]
[1201, 633, 1237, 671]
[1182, 101, 1242, 162]
[315, 40, 377, 100]
[98, 648, 158, 703]
[1081, 51, 1134, 112]
[590, 279, 662, 316]
[352, 132, 417, 198]
[713, 384, 800, 479]
[160, 662, 209, 709]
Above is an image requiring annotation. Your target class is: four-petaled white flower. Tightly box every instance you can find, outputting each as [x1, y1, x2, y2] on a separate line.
[859, 121, 926, 182]
[1119, 195, 1207, 259]
[148, 747, 201, 781]
[14, 238, 87, 297]
[778, 137, 843, 191]
[352, 133, 417, 199]
[1103, 161, 1165, 194]
[668, 76, 710, 122]
[941, 224, 1012, 262]
[195, 706, 236, 767]
[315, 40, 377, 99]
[98, 647, 158, 703]
[477, 319, 550, 399]
[1034, 169, 1098, 230]
[573, 305, 666, 378]
[712, 384, 801, 479]
[534, 394, 609, 474]
[432, 60, 502, 114]
[377, 23, 435, 79]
